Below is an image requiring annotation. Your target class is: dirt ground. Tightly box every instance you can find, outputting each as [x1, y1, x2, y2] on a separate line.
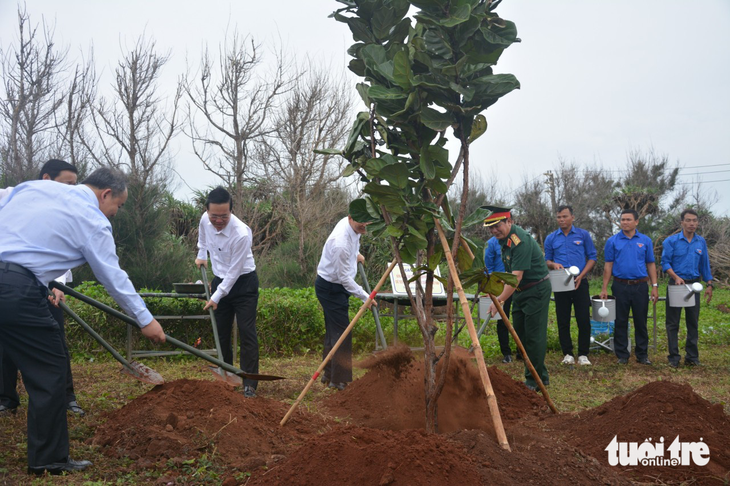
[90, 346, 730, 485]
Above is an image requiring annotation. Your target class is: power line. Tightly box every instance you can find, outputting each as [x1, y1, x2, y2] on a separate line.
[679, 169, 730, 176]
[677, 178, 730, 185]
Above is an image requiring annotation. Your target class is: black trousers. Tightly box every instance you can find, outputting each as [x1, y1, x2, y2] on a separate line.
[0, 269, 69, 467]
[0, 301, 76, 409]
[315, 276, 352, 384]
[665, 280, 701, 364]
[212, 272, 259, 388]
[612, 281, 649, 360]
[495, 297, 514, 357]
[553, 281, 592, 357]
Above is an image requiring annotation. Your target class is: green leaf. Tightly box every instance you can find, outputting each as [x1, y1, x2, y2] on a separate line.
[468, 114, 487, 143]
[341, 165, 357, 177]
[440, 4, 471, 27]
[344, 112, 369, 156]
[470, 73, 520, 99]
[385, 224, 404, 238]
[456, 245, 473, 272]
[368, 85, 407, 101]
[492, 271, 518, 287]
[462, 206, 490, 228]
[349, 198, 380, 223]
[426, 177, 448, 194]
[423, 28, 453, 59]
[379, 163, 410, 189]
[398, 244, 417, 264]
[372, 7, 398, 40]
[355, 83, 371, 106]
[364, 157, 390, 175]
[427, 250, 443, 271]
[481, 19, 519, 47]
[419, 146, 436, 179]
[420, 107, 453, 131]
[314, 148, 343, 156]
[392, 51, 412, 90]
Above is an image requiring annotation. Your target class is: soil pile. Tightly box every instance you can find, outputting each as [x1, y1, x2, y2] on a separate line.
[249, 425, 483, 486]
[323, 346, 544, 431]
[92, 379, 328, 470]
[546, 381, 730, 484]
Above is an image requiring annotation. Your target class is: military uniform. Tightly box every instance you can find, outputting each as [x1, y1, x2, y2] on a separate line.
[499, 224, 551, 388]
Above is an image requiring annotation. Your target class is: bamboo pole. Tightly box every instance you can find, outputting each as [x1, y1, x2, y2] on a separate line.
[434, 220, 511, 451]
[454, 231, 558, 414]
[488, 295, 558, 414]
[280, 260, 397, 426]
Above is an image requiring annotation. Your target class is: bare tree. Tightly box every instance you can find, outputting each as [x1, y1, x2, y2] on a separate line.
[261, 67, 355, 269]
[513, 176, 554, 246]
[88, 35, 181, 188]
[0, 7, 67, 184]
[184, 32, 294, 253]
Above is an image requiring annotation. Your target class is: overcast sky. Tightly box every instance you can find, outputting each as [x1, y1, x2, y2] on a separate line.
[2, 0, 729, 215]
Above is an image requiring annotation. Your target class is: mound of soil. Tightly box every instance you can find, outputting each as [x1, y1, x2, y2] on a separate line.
[323, 346, 544, 432]
[92, 379, 328, 470]
[546, 381, 730, 484]
[249, 425, 483, 486]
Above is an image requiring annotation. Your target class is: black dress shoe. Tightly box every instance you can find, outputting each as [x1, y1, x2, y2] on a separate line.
[320, 374, 330, 386]
[28, 458, 92, 475]
[515, 353, 523, 361]
[685, 359, 701, 366]
[328, 382, 347, 391]
[67, 401, 85, 416]
[637, 358, 652, 365]
[502, 355, 513, 363]
[0, 404, 18, 416]
[668, 361, 679, 368]
[617, 358, 629, 365]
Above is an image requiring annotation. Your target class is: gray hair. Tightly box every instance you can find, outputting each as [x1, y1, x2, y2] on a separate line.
[82, 167, 127, 197]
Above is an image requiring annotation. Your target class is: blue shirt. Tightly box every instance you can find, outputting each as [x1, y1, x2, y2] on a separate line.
[604, 230, 655, 280]
[661, 232, 713, 281]
[483, 236, 505, 272]
[543, 226, 597, 272]
[0, 181, 154, 326]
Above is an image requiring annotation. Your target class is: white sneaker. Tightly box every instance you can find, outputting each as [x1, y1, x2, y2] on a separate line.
[577, 355, 592, 366]
[561, 354, 575, 365]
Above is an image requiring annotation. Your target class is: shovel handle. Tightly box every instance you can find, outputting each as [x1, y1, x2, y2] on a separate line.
[49, 281, 251, 378]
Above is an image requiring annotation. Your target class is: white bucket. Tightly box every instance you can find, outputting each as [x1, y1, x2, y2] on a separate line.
[591, 296, 616, 322]
[667, 284, 697, 308]
[549, 268, 575, 292]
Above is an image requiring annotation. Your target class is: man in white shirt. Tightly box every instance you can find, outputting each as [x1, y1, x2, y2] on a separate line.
[315, 214, 374, 391]
[195, 187, 259, 398]
[1, 159, 86, 419]
[0, 167, 165, 475]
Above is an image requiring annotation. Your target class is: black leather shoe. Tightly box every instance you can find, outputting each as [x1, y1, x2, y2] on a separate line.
[328, 382, 347, 391]
[668, 361, 679, 368]
[0, 404, 18, 416]
[67, 401, 85, 417]
[617, 358, 629, 365]
[685, 359, 701, 366]
[28, 458, 92, 475]
[502, 355, 513, 363]
[320, 374, 330, 386]
[515, 353, 523, 361]
[637, 358, 652, 365]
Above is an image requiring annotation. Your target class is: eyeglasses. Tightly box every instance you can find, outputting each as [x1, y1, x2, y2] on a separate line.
[209, 214, 230, 222]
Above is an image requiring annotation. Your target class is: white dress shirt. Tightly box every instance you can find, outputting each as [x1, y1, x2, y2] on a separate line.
[0, 181, 154, 326]
[2, 186, 74, 289]
[196, 212, 256, 304]
[317, 217, 368, 302]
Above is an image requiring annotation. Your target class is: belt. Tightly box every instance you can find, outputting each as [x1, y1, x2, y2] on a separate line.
[0, 261, 37, 280]
[516, 275, 549, 292]
[670, 278, 700, 285]
[613, 276, 648, 285]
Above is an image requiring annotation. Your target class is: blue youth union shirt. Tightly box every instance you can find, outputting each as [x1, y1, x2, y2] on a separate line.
[604, 230, 655, 280]
[484, 236, 505, 273]
[543, 226, 597, 272]
[661, 232, 713, 281]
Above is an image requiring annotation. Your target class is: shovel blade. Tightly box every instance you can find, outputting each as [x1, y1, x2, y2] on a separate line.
[121, 361, 165, 385]
[208, 366, 243, 387]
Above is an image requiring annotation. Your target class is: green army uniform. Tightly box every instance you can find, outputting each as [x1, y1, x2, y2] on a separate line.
[500, 224, 551, 388]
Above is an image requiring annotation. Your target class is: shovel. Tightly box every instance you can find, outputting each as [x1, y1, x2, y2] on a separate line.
[58, 301, 165, 385]
[50, 282, 285, 381]
[199, 266, 241, 386]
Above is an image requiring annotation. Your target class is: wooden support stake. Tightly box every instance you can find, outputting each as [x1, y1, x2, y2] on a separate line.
[434, 220, 511, 452]
[281, 260, 397, 426]
[488, 295, 559, 414]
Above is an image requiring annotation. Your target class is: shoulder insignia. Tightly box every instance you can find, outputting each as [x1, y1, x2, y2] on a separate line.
[510, 234, 521, 246]
[506, 239, 512, 248]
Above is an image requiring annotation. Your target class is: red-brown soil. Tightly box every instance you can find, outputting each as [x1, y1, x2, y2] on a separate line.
[544, 381, 730, 484]
[92, 346, 730, 485]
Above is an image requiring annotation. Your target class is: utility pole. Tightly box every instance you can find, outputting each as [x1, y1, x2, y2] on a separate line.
[544, 170, 557, 213]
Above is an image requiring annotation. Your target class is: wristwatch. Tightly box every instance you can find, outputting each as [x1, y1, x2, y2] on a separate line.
[707, 282, 713, 288]
[652, 283, 658, 287]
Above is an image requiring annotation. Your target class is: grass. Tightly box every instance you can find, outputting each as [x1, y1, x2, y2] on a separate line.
[0, 283, 728, 484]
